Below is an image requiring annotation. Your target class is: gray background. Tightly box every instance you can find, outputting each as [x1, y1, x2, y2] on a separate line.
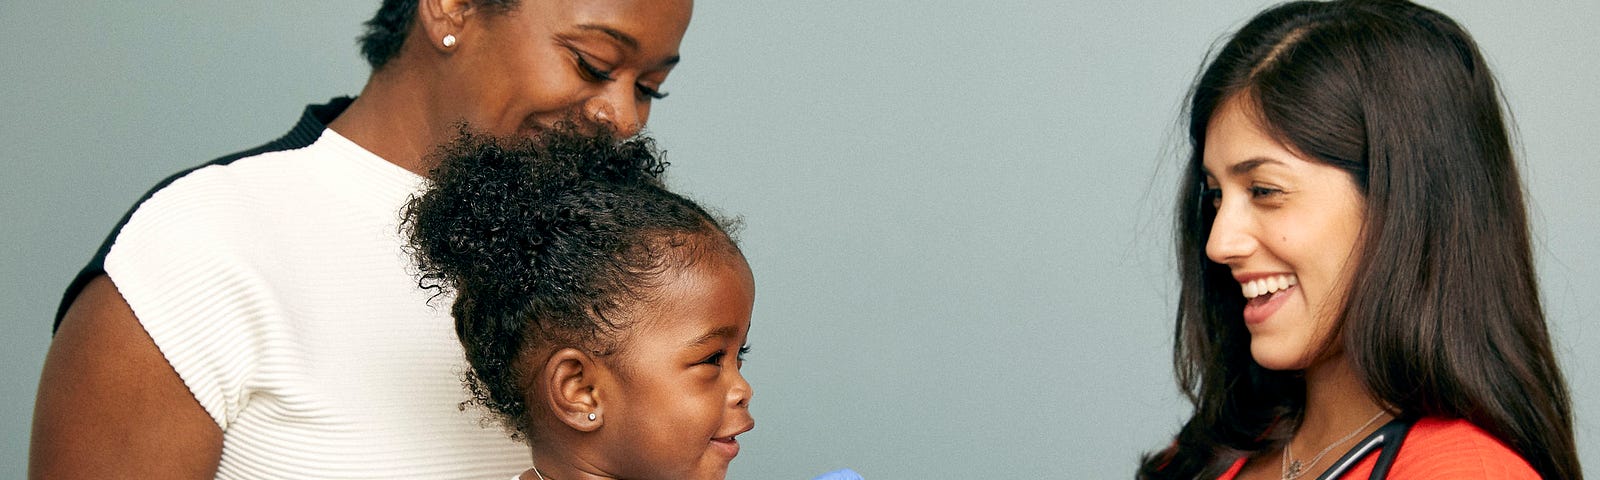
[3, 1, 1596, 477]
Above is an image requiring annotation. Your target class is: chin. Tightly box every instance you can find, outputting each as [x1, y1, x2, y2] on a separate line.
[1250, 340, 1314, 371]
[687, 460, 731, 480]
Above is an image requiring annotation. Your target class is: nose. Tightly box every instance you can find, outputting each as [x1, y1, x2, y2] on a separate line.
[582, 85, 644, 138]
[729, 369, 752, 408]
[1204, 198, 1256, 266]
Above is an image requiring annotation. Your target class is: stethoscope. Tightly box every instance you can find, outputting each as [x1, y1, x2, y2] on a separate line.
[1314, 418, 1415, 480]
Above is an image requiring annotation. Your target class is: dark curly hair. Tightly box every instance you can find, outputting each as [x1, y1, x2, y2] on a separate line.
[403, 125, 738, 441]
[359, 0, 521, 69]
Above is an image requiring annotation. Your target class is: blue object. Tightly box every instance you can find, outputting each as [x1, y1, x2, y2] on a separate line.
[811, 469, 864, 480]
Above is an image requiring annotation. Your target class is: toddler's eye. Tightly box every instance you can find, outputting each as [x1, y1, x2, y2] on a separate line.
[701, 352, 726, 366]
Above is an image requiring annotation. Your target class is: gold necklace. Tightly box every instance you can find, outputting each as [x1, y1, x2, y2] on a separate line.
[1280, 410, 1388, 480]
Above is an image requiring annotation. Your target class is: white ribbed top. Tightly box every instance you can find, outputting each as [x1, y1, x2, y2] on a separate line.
[106, 129, 529, 479]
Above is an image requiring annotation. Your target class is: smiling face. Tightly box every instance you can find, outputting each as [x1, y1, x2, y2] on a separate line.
[1201, 95, 1367, 371]
[590, 250, 755, 480]
[442, 0, 692, 138]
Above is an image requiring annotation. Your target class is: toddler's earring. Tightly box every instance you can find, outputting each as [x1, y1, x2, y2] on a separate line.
[587, 413, 597, 421]
[442, 34, 457, 48]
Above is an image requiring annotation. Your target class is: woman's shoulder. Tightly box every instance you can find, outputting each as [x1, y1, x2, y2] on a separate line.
[1385, 417, 1539, 479]
[1401, 417, 1524, 457]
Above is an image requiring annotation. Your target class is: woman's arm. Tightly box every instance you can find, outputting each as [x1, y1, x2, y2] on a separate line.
[30, 275, 222, 478]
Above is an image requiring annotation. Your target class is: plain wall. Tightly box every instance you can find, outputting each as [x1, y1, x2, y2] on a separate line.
[3, 1, 1595, 477]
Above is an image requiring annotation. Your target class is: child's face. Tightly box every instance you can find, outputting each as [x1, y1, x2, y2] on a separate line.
[596, 252, 755, 479]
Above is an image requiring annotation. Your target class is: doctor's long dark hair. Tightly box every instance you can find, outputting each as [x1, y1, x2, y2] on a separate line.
[1139, 1, 1579, 478]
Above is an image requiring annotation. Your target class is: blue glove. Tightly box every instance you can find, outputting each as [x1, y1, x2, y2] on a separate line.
[811, 469, 863, 480]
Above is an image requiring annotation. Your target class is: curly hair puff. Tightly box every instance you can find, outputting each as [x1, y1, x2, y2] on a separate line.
[402, 125, 738, 442]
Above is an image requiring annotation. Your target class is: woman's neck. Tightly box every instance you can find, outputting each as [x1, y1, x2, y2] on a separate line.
[1299, 354, 1386, 439]
[1281, 354, 1389, 477]
[327, 62, 452, 176]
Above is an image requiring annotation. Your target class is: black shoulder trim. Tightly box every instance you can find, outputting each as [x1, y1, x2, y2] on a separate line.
[52, 97, 356, 333]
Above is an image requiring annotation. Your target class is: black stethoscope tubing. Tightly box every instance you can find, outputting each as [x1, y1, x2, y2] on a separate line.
[1314, 418, 1414, 480]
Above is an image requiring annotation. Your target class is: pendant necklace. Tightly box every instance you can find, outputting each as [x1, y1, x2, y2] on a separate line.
[1280, 410, 1388, 480]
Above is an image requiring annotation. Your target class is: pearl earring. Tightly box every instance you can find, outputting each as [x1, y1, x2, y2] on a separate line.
[442, 34, 457, 47]
[587, 413, 597, 421]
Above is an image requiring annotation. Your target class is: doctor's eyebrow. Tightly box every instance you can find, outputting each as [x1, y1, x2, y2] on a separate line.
[1203, 157, 1286, 178]
[1229, 157, 1285, 176]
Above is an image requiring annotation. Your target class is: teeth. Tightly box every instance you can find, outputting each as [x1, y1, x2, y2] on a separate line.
[1241, 274, 1297, 299]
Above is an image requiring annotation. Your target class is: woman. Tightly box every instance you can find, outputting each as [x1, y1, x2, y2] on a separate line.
[1139, 1, 1581, 479]
[32, 0, 692, 477]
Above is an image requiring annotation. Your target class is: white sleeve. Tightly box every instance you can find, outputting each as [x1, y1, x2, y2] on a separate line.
[104, 166, 284, 431]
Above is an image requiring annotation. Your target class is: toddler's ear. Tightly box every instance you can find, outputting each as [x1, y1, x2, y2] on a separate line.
[541, 347, 605, 433]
